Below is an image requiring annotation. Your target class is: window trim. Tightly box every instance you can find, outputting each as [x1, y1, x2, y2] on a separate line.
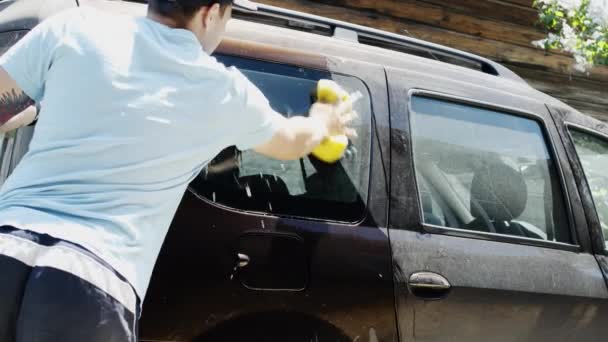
[187, 55, 375, 225]
[407, 89, 580, 251]
[565, 122, 608, 252]
[567, 122, 608, 145]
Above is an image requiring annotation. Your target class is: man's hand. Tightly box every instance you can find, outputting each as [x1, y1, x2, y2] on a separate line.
[309, 99, 358, 138]
[253, 98, 358, 161]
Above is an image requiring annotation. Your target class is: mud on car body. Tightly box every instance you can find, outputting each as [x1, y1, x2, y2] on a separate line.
[1, 0, 607, 341]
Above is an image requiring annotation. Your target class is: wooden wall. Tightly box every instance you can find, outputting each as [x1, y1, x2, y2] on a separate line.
[257, 0, 608, 120]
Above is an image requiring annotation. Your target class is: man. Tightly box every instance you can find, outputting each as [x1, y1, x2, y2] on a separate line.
[0, 0, 356, 341]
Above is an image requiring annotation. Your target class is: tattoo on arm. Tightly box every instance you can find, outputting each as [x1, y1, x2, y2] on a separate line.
[0, 89, 34, 126]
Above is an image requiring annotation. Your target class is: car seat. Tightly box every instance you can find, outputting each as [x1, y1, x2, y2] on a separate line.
[465, 159, 531, 237]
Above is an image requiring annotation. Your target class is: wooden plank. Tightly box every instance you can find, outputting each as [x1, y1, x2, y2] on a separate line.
[508, 64, 608, 119]
[400, 24, 608, 81]
[494, 0, 534, 9]
[552, 98, 608, 120]
[508, 65, 608, 107]
[304, 0, 546, 49]
[257, 0, 608, 82]
[416, 0, 539, 26]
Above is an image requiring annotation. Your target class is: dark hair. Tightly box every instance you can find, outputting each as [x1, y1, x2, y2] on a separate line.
[148, 0, 232, 27]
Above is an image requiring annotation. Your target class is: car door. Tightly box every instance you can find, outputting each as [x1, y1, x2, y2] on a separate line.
[387, 66, 608, 342]
[549, 107, 608, 293]
[139, 50, 398, 341]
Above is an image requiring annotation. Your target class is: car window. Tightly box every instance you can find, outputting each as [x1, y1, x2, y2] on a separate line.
[410, 96, 571, 244]
[189, 55, 372, 222]
[570, 129, 608, 248]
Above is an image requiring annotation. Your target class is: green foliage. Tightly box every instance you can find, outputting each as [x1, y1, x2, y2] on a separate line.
[533, 0, 608, 70]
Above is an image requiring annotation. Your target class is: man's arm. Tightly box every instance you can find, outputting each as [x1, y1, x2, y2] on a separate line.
[254, 102, 357, 161]
[0, 68, 35, 133]
[0, 105, 37, 134]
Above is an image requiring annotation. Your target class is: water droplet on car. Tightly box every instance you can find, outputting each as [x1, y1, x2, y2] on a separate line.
[261, 220, 265, 229]
[245, 184, 252, 198]
[212, 192, 216, 202]
[268, 202, 273, 212]
[265, 179, 272, 191]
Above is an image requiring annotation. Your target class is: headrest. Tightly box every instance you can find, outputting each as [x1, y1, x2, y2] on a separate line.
[470, 159, 527, 222]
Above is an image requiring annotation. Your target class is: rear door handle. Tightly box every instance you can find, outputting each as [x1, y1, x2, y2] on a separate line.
[408, 272, 451, 300]
[237, 253, 250, 268]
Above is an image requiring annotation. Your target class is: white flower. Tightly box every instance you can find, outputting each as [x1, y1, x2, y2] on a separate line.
[557, 0, 583, 11]
[573, 54, 592, 71]
[532, 33, 562, 49]
[560, 22, 579, 53]
[549, 32, 561, 41]
[588, 0, 608, 26]
[533, 38, 548, 48]
[533, 33, 561, 48]
[533, 0, 607, 71]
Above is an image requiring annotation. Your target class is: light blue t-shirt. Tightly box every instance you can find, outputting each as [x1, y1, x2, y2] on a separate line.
[0, 7, 279, 300]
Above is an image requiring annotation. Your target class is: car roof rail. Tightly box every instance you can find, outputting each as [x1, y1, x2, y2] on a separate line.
[233, 2, 527, 84]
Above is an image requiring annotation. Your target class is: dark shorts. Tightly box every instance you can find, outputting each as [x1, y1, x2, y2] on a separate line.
[0, 225, 140, 342]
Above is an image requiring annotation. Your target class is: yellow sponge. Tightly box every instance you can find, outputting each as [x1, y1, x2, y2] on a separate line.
[312, 135, 349, 163]
[311, 80, 350, 163]
[316, 79, 349, 104]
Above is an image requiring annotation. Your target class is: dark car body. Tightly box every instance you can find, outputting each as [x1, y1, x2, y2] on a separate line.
[1, 1, 608, 341]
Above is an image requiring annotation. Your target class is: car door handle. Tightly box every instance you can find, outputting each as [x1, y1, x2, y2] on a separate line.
[237, 253, 250, 268]
[408, 272, 451, 300]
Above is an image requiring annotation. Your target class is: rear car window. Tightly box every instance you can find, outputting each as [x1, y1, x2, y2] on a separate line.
[410, 96, 571, 244]
[190, 56, 372, 222]
[569, 129, 608, 248]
